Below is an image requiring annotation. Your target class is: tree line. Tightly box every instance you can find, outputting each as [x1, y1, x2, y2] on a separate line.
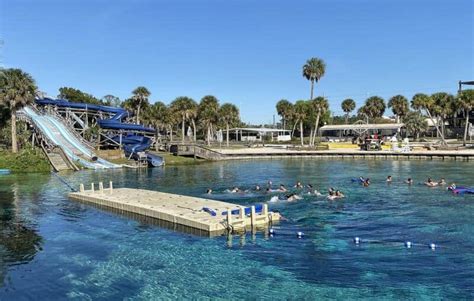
[276, 57, 474, 146]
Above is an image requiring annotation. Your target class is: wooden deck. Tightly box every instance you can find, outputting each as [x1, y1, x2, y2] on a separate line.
[68, 182, 280, 236]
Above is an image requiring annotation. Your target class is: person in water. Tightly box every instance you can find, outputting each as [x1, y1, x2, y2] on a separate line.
[267, 180, 273, 188]
[405, 178, 413, 185]
[425, 177, 438, 187]
[230, 187, 241, 193]
[255, 185, 261, 191]
[386, 175, 392, 183]
[363, 178, 370, 187]
[206, 188, 212, 194]
[286, 193, 302, 202]
[294, 181, 303, 189]
[448, 183, 457, 191]
[438, 178, 446, 185]
[328, 187, 336, 196]
[278, 184, 287, 192]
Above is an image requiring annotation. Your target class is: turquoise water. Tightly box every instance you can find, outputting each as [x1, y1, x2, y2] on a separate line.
[0, 159, 473, 300]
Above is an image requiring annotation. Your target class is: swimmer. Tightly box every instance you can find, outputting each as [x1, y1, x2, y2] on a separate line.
[327, 191, 344, 200]
[286, 193, 302, 202]
[448, 183, 456, 191]
[328, 187, 336, 196]
[425, 177, 438, 187]
[267, 180, 273, 188]
[405, 178, 413, 185]
[278, 184, 287, 192]
[363, 178, 370, 187]
[265, 187, 272, 193]
[294, 181, 303, 189]
[438, 178, 446, 185]
[386, 175, 392, 183]
[255, 185, 261, 191]
[206, 188, 212, 194]
[359, 176, 365, 182]
[230, 186, 241, 193]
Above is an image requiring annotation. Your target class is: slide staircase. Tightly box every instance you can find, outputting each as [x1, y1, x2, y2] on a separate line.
[19, 106, 121, 170]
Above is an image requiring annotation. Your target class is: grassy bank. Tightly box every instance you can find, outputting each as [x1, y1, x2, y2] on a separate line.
[0, 148, 51, 173]
[151, 151, 206, 165]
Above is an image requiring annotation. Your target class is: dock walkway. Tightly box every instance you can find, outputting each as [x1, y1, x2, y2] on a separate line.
[69, 183, 280, 236]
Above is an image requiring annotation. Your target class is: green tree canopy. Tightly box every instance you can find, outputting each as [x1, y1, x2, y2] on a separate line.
[219, 103, 240, 147]
[58, 87, 101, 104]
[0, 68, 37, 152]
[131, 86, 151, 124]
[457, 89, 474, 146]
[198, 95, 220, 145]
[341, 98, 356, 124]
[276, 99, 293, 130]
[358, 96, 385, 121]
[302, 57, 326, 99]
[170, 96, 198, 143]
[388, 95, 409, 122]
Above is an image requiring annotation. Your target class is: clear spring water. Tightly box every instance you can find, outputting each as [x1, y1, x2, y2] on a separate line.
[0, 159, 473, 300]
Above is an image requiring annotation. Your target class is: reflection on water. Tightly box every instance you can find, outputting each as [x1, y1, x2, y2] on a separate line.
[0, 160, 473, 299]
[0, 180, 44, 286]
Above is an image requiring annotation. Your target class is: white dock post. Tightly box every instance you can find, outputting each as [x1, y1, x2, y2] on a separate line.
[262, 204, 268, 221]
[239, 206, 246, 227]
[250, 206, 256, 227]
[109, 181, 113, 194]
[227, 210, 232, 229]
[79, 183, 84, 193]
[91, 183, 95, 193]
[99, 182, 104, 193]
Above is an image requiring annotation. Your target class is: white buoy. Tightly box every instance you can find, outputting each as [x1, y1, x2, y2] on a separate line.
[354, 237, 360, 244]
[405, 241, 412, 248]
[297, 231, 304, 238]
[429, 243, 436, 250]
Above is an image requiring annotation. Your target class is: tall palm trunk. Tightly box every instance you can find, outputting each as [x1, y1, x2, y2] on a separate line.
[291, 121, 298, 137]
[310, 79, 314, 100]
[345, 113, 349, 124]
[207, 125, 211, 146]
[11, 111, 18, 153]
[192, 119, 196, 142]
[311, 112, 321, 147]
[299, 120, 304, 146]
[181, 117, 185, 143]
[226, 123, 230, 147]
[136, 99, 142, 124]
[463, 110, 469, 146]
[426, 110, 446, 145]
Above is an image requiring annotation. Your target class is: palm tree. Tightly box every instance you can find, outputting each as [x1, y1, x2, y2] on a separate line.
[0, 68, 37, 153]
[144, 101, 168, 149]
[403, 111, 428, 141]
[302, 58, 326, 100]
[219, 103, 240, 147]
[457, 89, 474, 146]
[388, 95, 409, 123]
[359, 96, 385, 122]
[293, 100, 309, 146]
[341, 98, 356, 124]
[310, 96, 329, 146]
[276, 99, 293, 130]
[411, 93, 445, 145]
[432, 92, 455, 138]
[102, 94, 121, 107]
[198, 95, 220, 146]
[169, 96, 198, 143]
[131, 86, 151, 124]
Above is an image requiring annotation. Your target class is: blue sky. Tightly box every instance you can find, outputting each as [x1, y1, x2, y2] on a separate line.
[1, 0, 472, 124]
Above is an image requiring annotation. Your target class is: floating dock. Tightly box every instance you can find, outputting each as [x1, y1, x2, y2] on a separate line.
[68, 182, 281, 236]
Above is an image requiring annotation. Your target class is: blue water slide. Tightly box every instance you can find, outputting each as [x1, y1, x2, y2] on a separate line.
[35, 98, 163, 167]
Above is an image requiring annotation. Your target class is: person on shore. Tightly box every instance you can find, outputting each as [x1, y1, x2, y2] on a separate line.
[278, 184, 287, 192]
[405, 178, 414, 185]
[386, 176, 392, 183]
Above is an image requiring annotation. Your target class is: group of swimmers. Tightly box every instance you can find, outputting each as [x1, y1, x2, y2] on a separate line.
[356, 175, 449, 188]
[206, 180, 344, 201]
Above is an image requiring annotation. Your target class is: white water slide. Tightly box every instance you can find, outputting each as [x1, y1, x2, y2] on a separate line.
[21, 106, 120, 169]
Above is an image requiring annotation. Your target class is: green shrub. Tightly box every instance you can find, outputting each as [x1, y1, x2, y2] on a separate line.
[0, 147, 50, 173]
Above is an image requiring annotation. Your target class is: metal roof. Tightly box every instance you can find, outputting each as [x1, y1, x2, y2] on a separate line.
[319, 123, 404, 131]
[229, 127, 291, 133]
